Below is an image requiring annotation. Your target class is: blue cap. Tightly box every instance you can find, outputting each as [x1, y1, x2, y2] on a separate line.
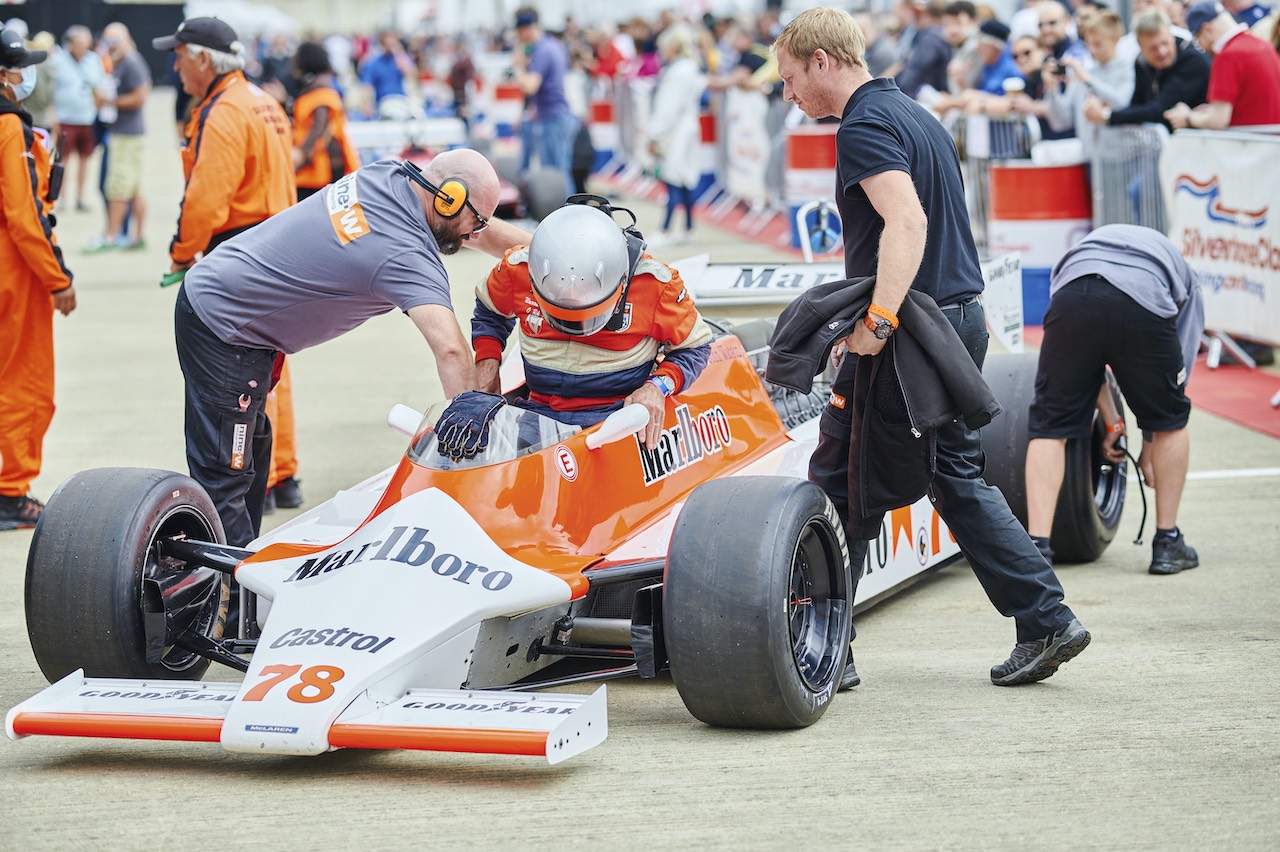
[1185, 1, 1223, 35]
[515, 10, 538, 28]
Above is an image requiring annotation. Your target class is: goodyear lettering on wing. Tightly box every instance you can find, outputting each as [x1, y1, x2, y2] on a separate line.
[327, 172, 371, 244]
[77, 688, 234, 701]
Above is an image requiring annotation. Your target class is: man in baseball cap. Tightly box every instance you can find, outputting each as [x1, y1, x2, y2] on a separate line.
[1167, 0, 1280, 128]
[1, 27, 47, 68]
[1183, 1, 1226, 35]
[152, 17, 241, 54]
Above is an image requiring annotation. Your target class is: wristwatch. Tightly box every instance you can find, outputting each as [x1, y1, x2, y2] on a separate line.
[864, 314, 895, 339]
[647, 375, 676, 397]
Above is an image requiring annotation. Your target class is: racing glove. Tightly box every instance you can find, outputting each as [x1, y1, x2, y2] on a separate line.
[434, 391, 505, 461]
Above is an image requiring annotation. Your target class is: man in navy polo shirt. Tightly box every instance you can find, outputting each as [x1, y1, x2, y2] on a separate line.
[773, 7, 1091, 690]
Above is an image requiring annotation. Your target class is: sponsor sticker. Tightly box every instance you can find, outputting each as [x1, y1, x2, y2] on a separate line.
[554, 445, 578, 482]
[283, 526, 514, 592]
[327, 173, 371, 244]
[829, 392, 846, 410]
[635, 403, 732, 486]
[245, 724, 300, 734]
[231, 422, 247, 470]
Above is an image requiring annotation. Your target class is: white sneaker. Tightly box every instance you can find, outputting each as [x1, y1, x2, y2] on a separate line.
[675, 229, 696, 245]
[646, 230, 672, 248]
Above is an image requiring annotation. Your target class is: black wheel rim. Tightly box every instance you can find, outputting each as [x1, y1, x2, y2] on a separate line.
[143, 507, 227, 673]
[1090, 418, 1127, 529]
[787, 519, 847, 692]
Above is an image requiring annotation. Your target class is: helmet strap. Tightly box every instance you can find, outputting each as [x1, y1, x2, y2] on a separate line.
[603, 229, 646, 332]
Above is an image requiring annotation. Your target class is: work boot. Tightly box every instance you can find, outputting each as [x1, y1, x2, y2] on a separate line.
[990, 618, 1091, 686]
[1149, 531, 1199, 575]
[0, 494, 44, 531]
[272, 477, 303, 509]
[838, 644, 861, 691]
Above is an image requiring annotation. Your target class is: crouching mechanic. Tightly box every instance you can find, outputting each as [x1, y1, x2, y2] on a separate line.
[1025, 224, 1204, 575]
[434, 201, 713, 459]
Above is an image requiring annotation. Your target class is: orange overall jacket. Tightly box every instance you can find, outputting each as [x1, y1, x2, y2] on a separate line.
[171, 71, 296, 265]
[0, 103, 73, 495]
[293, 83, 360, 191]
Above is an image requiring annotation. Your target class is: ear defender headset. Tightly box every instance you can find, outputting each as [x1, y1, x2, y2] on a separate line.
[399, 160, 487, 228]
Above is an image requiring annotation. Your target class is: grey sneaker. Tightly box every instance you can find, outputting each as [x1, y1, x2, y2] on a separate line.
[990, 618, 1091, 686]
[1149, 533, 1199, 575]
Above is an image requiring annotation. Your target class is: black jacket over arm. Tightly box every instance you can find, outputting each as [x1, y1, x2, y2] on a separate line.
[765, 277, 1002, 537]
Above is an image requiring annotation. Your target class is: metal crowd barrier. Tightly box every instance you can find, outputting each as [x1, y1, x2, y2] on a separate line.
[948, 115, 1039, 256]
[1090, 124, 1169, 232]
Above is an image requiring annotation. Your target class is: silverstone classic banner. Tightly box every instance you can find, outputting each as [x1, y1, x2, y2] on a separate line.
[1161, 129, 1280, 347]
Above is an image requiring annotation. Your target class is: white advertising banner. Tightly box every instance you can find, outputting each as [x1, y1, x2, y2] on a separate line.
[1161, 130, 1280, 346]
[980, 254, 1025, 354]
[723, 88, 770, 205]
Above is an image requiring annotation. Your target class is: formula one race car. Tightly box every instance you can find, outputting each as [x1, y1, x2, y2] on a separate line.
[8, 322, 1127, 764]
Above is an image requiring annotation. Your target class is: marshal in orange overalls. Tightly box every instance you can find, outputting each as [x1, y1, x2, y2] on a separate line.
[0, 103, 74, 502]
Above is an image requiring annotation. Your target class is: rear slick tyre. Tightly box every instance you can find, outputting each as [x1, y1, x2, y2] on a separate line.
[980, 352, 1127, 563]
[664, 477, 852, 729]
[25, 467, 229, 682]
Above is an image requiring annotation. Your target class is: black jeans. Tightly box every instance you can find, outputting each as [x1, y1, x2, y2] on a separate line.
[809, 298, 1075, 643]
[174, 285, 275, 548]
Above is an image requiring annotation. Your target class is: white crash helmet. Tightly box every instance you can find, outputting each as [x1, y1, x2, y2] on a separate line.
[527, 205, 630, 337]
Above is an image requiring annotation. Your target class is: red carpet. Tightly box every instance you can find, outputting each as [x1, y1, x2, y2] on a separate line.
[1024, 326, 1280, 439]
[1185, 358, 1280, 439]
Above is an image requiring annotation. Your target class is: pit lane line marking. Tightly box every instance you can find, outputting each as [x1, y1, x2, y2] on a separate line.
[1126, 467, 1280, 482]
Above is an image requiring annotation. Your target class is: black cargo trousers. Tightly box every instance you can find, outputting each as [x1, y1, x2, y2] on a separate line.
[808, 297, 1077, 643]
[174, 285, 275, 548]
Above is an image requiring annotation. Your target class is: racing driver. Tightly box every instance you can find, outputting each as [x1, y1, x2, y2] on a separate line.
[440, 201, 713, 456]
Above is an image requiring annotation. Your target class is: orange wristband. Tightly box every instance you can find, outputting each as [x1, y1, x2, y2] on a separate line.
[1107, 420, 1124, 434]
[868, 303, 899, 329]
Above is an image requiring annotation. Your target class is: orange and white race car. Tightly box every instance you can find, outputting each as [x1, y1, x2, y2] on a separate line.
[7, 315, 1126, 764]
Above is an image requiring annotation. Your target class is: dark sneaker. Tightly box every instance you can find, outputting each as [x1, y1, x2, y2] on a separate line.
[990, 618, 1091, 686]
[273, 477, 303, 509]
[0, 494, 45, 531]
[838, 644, 860, 691]
[1149, 534, 1199, 575]
[261, 488, 277, 516]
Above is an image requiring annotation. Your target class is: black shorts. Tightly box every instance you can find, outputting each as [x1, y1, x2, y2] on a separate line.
[1028, 274, 1190, 439]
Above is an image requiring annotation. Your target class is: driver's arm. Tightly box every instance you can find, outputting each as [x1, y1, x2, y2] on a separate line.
[407, 303, 475, 398]
[647, 262, 714, 393]
[471, 251, 523, 393]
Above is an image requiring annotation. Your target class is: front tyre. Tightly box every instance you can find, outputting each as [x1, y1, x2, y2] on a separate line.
[664, 477, 852, 728]
[25, 467, 229, 682]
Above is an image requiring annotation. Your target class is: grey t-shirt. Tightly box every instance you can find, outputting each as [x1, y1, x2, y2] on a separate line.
[184, 160, 452, 354]
[112, 51, 150, 136]
[1051, 223, 1205, 375]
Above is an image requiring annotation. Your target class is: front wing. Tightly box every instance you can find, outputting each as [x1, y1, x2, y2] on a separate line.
[7, 671, 606, 765]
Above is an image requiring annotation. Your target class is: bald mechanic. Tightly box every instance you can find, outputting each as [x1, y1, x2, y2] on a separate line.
[153, 17, 294, 274]
[174, 149, 509, 548]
